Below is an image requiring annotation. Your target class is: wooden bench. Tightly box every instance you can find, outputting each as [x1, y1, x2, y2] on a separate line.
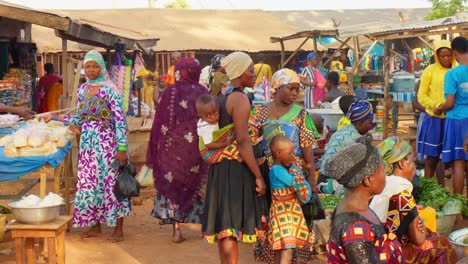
[8, 215, 72, 264]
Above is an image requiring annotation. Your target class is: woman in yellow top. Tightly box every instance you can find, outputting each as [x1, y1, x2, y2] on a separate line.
[417, 40, 456, 184]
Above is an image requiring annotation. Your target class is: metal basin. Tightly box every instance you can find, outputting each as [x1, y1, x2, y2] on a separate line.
[8, 202, 62, 224]
[449, 227, 468, 260]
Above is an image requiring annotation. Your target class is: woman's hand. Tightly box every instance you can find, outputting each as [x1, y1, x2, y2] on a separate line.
[416, 217, 426, 233]
[40, 114, 54, 123]
[115, 150, 128, 166]
[14, 107, 35, 120]
[433, 107, 443, 116]
[255, 177, 266, 196]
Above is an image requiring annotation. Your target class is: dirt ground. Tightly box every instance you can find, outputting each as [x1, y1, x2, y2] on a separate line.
[0, 180, 326, 264]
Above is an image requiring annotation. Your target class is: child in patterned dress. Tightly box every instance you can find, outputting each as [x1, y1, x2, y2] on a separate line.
[267, 135, 314, 264]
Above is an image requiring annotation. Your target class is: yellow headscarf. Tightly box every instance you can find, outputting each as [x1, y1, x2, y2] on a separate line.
[270, 68, 300, 94]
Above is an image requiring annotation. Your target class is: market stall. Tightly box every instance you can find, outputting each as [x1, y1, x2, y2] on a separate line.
[365, 15, 468, 138]
[0, 1, 159, 204]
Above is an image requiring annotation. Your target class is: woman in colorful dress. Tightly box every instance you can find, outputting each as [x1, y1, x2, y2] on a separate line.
[325, 134, 403, 263]
[253, 68, 318, 184]
[370, 136, 458, 263]
[252, 68, 318, 263]
[417, 40, 456, 185]
[46, 50, 130, 242]
[202, 52, 267, 264]
[300, 52, 326, 108]
[147, 58, 209, 243]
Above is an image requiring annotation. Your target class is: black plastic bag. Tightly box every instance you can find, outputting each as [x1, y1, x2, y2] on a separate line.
[112, 160, 140, 198]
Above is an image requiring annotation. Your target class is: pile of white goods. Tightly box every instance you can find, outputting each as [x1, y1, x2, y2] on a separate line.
[0, 119, 73, 157]
[11, 193, 64, 208]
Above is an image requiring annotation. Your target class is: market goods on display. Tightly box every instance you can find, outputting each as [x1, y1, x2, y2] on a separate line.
[0, 114, 20, 128]
[319, 194, 342, 211]
[0, 119, 72, 157]
[417, 177, 468, 217]
[10, 193, 64, 208]
[2, 68, 33, 106]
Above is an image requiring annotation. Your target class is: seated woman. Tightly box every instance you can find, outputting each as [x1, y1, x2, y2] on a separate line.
[325, 134, 403, 263]
[317, 100, 374, 194]
[370, 136, 458, 264]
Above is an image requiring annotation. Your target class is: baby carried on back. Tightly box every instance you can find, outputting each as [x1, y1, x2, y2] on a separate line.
[196, 94, 262, 164]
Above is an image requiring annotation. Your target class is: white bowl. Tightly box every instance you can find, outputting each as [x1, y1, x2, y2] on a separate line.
[448, 227, 468, 260]
[307, 109, 344, 131]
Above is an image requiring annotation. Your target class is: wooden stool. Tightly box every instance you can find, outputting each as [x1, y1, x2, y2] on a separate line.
[8, 215, 72, 264]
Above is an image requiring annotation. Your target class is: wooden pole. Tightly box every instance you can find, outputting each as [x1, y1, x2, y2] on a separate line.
[417, 36, 434, 51]
[61, 38, 68, 105]
[282, 37, 309, 67]
[383, 40, 390, 139]
[324, 37, 352, 68]
[402, 39, 414, 73]
[313, 35, 318, 53]
[280, 40, 286, 68]
[106, 49, 112, 70]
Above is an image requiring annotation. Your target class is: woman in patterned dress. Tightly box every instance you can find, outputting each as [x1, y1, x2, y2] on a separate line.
[325, 134, 404, 263]
[370, 136, 458, 263]
[147, 58, 209, 243]
[46, 50, 130, 242]
[252, 69, 318, 263]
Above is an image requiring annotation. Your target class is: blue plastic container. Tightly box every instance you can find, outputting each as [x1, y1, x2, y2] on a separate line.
[393, 73, 415, 92]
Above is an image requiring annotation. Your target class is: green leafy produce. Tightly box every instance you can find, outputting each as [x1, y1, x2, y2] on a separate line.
[0, 204, 12, 214]
[418, 177, 467, 217]
[319, 194, 342, 211]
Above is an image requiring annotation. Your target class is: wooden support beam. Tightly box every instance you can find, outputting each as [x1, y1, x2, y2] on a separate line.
[61, 38, 68, 106]
[280, 40, 286, 68]
[364, 36, 408, 61]
[323, 37, 352, 68]
[333, 37, 354, 50]
[383, 41, 390, 139]
[352, 40, 378, 74]
[282, 37, 310, 67]
[401, 39, 414, 73]
[313, 36, 318, 53]
[417, 36, 434, 51]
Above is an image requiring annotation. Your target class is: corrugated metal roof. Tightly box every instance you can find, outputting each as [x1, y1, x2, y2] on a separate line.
[368, 14, 468, 37]
[269, 8, 431, 33]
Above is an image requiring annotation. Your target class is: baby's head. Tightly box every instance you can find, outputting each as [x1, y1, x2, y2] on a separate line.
[196, 94, 219, 124]
[270, 135, 294, 167]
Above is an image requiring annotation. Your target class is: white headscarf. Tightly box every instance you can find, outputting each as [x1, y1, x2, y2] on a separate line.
[221, 52, 252, 80]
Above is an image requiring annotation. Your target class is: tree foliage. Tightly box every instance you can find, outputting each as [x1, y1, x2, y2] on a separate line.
[425, 0, 467, 20]
[164, 0, 191, 9]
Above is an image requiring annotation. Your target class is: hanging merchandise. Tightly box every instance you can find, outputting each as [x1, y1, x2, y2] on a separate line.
[110, 52, 134, 112]
[414, 48, 423, 63]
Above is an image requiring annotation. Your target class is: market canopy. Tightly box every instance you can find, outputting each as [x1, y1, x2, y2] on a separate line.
[366, 14, 468, 40]
[0, 1, 159, 50]
[270, 29, 339, 67]
[32, 8, 317, 53]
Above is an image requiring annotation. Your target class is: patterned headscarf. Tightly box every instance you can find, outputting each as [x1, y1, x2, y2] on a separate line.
[270, 68, 300, 94]
[83, 50, 116, 90]
[221, 51, 253, 80]
[377, 136, 412, 175]
[347, 100, 374, 122]
[307, 52, 319, 62]
[208, 54, 226, 84]
[324, 134, 382, 188]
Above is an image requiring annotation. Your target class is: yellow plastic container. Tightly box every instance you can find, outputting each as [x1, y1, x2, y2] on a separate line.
[418, 206, 437, 232]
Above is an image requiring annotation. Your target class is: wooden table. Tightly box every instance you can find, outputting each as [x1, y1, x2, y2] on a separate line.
[8, 215, 72, 264]
[38, 152, 74, 215]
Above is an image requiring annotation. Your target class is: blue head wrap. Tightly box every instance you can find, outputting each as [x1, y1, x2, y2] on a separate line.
[347, 100, 374, 122]
[307, 52, 319, 62]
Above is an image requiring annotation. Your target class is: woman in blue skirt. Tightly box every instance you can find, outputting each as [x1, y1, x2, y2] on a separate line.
[436, 36, 468, 195]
